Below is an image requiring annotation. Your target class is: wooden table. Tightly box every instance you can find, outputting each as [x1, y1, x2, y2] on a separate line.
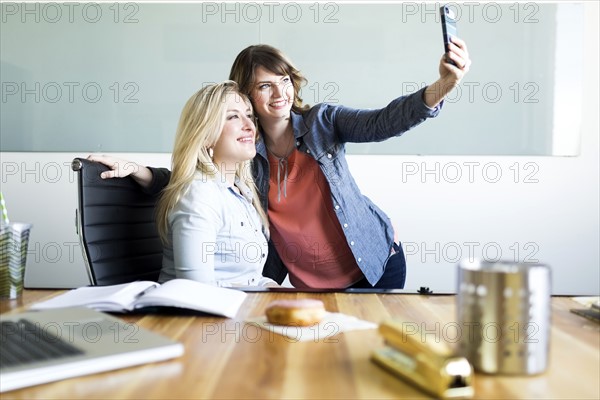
[1, 290, 599, 399]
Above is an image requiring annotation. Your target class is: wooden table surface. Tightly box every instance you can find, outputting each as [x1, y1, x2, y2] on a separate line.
[1, 289, 599, 399]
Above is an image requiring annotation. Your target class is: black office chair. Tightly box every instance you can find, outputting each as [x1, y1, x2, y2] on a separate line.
[71, 158, 163, 285]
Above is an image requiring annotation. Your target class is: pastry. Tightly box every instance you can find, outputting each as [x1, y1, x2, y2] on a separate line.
[265, 299, 326, 326]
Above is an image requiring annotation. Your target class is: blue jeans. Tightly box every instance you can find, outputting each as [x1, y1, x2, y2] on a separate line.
[349, 242, 407, 289]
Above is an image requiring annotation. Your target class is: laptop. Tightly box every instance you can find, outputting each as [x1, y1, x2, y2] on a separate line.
[0, 307, 184, 393]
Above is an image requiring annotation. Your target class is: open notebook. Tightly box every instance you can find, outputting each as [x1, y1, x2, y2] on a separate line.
[0, 307, 184, 393]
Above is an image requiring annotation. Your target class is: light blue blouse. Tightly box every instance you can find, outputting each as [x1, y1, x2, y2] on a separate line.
[158, 170, 272, 287]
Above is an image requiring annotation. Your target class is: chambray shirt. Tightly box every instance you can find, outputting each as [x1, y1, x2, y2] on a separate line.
[253, 87, 442, 285]
[158, 171, 272, 287]
[149, 87, 441, 286]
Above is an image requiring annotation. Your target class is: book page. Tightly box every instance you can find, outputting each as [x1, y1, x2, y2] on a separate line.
[133, 279, 247, 318]
[31, 281, 159, 312]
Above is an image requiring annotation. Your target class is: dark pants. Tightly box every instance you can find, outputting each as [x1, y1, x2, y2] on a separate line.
[349, 242, 407, 289]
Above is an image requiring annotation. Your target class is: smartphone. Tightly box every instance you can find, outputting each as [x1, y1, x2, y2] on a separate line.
[440, 5, 458, 66]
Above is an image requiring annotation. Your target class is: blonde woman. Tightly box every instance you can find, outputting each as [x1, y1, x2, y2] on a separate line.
[155, 81, 275, 287]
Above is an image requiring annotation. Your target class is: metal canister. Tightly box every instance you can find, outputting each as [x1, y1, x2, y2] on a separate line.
[456, 259, 551, 375]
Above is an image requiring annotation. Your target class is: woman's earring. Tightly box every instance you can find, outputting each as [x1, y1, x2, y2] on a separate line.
[208, 147, 214, 159]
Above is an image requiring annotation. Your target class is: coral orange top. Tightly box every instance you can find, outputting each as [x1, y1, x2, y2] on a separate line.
[267, 149, 363, 288]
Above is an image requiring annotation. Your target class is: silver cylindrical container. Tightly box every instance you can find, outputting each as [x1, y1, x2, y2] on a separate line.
[457, 259, 551, 375]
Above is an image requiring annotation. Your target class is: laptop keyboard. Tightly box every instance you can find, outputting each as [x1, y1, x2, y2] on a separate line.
[1, 319, 85, 369]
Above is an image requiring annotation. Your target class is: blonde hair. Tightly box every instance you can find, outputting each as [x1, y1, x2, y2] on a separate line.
[156, 81, 268, 244]
[229, 44, 310, 114]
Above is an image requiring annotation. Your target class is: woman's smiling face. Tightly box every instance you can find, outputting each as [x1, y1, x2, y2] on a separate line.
[212, 93, 257, 167]
[250, 66, 295, 122]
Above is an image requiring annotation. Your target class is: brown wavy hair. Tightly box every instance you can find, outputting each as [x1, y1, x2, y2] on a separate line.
[229, 44, 309, 114]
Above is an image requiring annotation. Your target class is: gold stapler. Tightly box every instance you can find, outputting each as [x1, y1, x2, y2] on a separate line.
[371, 319, 474, 399]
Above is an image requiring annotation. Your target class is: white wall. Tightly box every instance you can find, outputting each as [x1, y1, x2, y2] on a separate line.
[1, 3, 597, 295]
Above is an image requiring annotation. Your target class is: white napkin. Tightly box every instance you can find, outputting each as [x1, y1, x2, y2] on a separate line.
[245, 312, 377, 342]
[571, 296, 600, 307]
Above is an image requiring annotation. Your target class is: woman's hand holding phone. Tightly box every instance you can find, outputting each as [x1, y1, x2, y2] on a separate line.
[422, 5, 472, 108]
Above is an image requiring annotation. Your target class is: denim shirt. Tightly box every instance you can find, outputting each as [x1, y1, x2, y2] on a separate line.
[148, 87, 441, 286]
[253, 87, 442, 285]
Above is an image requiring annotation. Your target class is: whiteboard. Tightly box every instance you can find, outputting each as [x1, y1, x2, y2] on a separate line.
[0, 2, 584, 155]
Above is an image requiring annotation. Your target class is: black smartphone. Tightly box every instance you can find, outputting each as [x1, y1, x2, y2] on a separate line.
[440, 5, 458, 66]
